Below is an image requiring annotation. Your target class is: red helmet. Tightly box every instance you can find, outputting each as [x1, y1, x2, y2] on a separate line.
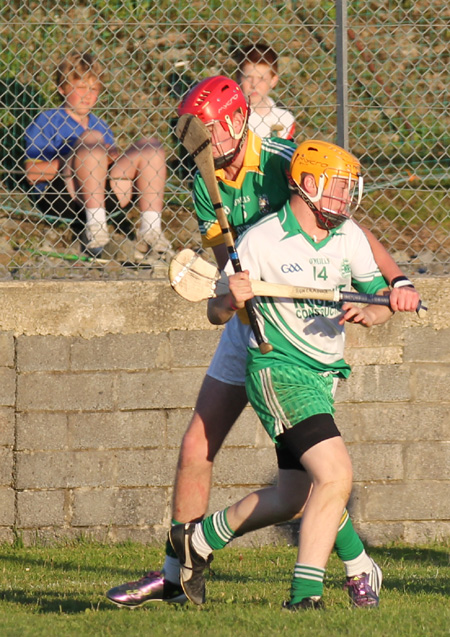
[178, 76, 249, 168]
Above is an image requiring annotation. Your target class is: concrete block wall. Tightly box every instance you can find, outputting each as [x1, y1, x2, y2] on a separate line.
[0, 277, 448, 546]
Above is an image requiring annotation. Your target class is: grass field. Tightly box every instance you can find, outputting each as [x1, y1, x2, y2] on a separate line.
[0, 541, 448, 636]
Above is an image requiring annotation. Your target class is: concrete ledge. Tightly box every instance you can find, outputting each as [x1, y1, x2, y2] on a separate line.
[0, 276, 448, 545]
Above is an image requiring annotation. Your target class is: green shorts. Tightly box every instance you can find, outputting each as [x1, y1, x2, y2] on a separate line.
[245, 364, 337, 444]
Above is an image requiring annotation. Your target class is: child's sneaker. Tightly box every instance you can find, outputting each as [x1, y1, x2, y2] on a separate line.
[81, 222, 110, 257]
[134, 229, 174, 262]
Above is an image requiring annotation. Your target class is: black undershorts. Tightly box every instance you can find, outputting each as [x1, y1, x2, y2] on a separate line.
[275, 413, 341, 471]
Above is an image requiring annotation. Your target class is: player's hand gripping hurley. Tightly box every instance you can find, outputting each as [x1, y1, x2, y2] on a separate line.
[176, 113, 273, 353]
[169, 249, 428, 319]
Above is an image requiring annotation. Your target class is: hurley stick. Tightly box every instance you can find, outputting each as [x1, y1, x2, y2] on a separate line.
[169, 249, 428, 319]
[175, 114, 273, 353]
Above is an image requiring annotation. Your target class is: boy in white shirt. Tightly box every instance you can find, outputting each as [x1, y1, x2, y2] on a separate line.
[235, 42, 296, 140]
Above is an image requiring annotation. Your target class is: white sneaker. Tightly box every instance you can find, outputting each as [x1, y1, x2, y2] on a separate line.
[85, 222, 110, 250]
[134, 229, 174, 262]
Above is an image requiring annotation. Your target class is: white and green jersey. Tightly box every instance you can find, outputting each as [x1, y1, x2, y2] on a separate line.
[228, 203, 388, 379]
[193, 131, 295, 249]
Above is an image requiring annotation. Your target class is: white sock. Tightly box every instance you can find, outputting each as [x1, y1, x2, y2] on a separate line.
[162, 555, 180, 585]
[344, 551, 374, 578]
[140, 210, 162, 236]
[83, 208, 109, 248]
[191, 523, 213, 561]
[85, 207, 107, 226]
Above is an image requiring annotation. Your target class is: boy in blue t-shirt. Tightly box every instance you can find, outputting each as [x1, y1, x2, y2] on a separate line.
[24, 51, 171, 260]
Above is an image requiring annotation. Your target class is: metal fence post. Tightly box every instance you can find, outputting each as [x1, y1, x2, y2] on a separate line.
[336, 0, 348, 150]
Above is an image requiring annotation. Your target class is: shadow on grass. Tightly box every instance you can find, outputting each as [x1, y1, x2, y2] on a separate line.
[0, 551, 150, 579]
[0, 539, 165, 580]
[0, 552, 275, 590]
[0, 589, 109, 614]
[375, 545, 449, 566]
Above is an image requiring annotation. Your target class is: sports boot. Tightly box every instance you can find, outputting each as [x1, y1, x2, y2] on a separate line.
[344, 558, 382, 608]
[282, 597, 324, 611]
[169, 523, 213, 605]
[106, 571, 186, 607]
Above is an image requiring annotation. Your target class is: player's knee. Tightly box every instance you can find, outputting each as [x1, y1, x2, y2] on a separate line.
[316, 470, 353, 504]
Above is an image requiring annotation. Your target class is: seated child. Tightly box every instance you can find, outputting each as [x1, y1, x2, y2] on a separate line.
[24, 50, 172, 261]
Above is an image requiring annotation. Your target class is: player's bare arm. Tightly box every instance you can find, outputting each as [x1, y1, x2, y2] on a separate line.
[359, 224, 402, 280]
[359, 225, 420, 311]
[339, 297, 393, 327]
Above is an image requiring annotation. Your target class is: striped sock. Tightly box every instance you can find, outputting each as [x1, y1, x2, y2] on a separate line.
[191, 523, 213, 560]
[334, 509, 365, 560]
[334, 508, 373, 577]
[290, 563, 325, 604]
[201, 509, 236, 551]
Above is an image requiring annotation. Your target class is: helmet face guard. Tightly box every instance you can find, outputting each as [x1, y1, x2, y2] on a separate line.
[178, 75, 249, 168]
[289, 140, 363, 229]
[206, 119, 248, 169]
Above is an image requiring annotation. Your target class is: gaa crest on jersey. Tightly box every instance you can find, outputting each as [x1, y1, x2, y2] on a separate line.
[340, 259, 351, 278]
[258, 195, 271, 215]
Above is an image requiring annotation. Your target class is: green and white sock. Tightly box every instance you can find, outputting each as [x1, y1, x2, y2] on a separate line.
[202, 509, 237, 549]
[343, 552, 374, 578]
[191, 523, 213, 560]
[191, 508, 237, 559]
[290, 563, 325, 604]
[334, 508, 373, 577]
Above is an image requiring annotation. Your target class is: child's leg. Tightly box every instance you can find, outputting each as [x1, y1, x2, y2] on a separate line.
[70, 129, 110, 252]
[71, 129, 109, 209]
[110, 138, 171, 258]
[110, 137, 166, 216]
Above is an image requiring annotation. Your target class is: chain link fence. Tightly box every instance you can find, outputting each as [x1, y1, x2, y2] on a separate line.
[0, 1, 448, 280]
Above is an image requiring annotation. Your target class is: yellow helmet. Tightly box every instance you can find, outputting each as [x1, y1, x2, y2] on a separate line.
[289, 140, 363, 229]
